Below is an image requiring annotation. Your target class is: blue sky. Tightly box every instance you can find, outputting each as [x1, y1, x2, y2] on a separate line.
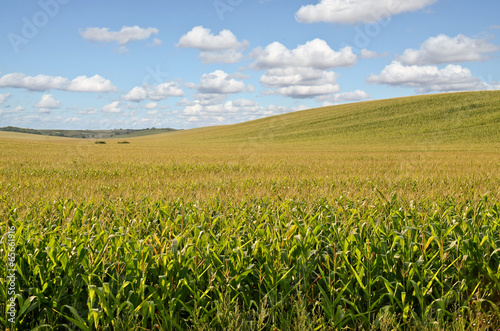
[0, 0, 499, 130]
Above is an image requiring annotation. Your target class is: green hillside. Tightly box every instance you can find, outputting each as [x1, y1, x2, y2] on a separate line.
[147, 91, 500, 146]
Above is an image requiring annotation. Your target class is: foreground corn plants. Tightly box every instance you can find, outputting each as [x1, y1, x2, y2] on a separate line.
[1, 195, 499, 330]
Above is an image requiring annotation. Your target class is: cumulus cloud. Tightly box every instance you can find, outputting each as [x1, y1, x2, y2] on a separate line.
[178, 97, 305, 128]
[250, 39, 356, 70]
[196, 70, 249, 94]
[34, 94, 62, 109]
[149, 82, 185, 100]
[122, 82, 184, 102]
[397, 34, 500, 65]
[177, 26, 247, 51]
[144, 102, 158, 109]
[250, 40, 356, 98]
[0, 73, 68, 91]
[102, 101, 122, 114]
[80, 26, 159, 45]
[66, 75, 118, 92]
[295, 0, 438, 24]
[366, 61, 490, 93]
[0, 93, 11, 104]
[74, 107, 98, 115]
[176, 26, 248, 64]
[0, 72, 117, 92]
[317, 90, 370, 104]
[265, 84, 341, 98]
[260, 67, 340, 98]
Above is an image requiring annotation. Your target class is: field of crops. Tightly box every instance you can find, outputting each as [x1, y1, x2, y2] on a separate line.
[1, 92, 500, 330]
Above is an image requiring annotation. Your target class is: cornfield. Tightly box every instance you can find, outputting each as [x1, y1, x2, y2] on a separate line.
[2, 90, 500, 330]
[1, 196, 500, 330]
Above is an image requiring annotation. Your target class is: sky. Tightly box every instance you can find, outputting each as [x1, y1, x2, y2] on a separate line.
[0, 0, 499, 130]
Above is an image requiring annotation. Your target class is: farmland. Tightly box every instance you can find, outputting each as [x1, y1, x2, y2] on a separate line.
[1, 91, 500, 330]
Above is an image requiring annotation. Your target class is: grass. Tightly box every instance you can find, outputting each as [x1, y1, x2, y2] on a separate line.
[1, 91, 500, 330]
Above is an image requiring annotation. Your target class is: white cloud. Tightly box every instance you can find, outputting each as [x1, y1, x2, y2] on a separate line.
[66, 75, 118, 92]
[177, 26, 247, 51]
[34, 94, 62, 109]
[360, 49, 389, 59]
[265, 84, 341, 98]
[197, 70, 248, 94]
[0, 72, 117, 92]
[397, 34, 500, 65]
[151, 38, 162, 47]
[366, 61, 490, 93]
[0, 73, 68, 91]
[149, 82, 185, 100]
[144, 102, 157, 109]
[260, 67, 338, 87]
[176, 26, 248, 64]
[122, 86, 148, 102]
[318, 90, 370, 104]
[102, 101, 122, 113]
[186, 93, 228, 106]
[80, 26, 159, 45]
[0, 93, 11, 104]
[490, 25, 500, 30]
[295, 0, 438, 24]
[251, 39, 356, 70]
[122, 82, 184, 102]
[179, 97, 303, 127]
[74, 107, 98, 115]
[147, 110, 158, 116]
[260, 67, 340, 98]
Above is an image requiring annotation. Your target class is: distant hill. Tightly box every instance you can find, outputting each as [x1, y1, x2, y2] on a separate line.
[0, 126, 177, 139]
[143, 91, 500, 147]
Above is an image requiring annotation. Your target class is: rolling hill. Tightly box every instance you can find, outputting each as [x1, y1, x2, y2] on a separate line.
[135, 90, 500, 147]
[1, 91, 499, 148]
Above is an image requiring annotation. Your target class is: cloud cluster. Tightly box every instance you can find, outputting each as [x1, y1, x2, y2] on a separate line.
[34, 94, 61, 109]
[179, 98, 299, 127]
[367, 61, 490, 93]
[260, 67, 340, 98]
[197, 70, 250, 94]
[80, 26, 159, 43]
[295, 0, 438, 24]
[251, 39, 356, 98]
[0, 73, 117, 92]
[397, 34, 500, 65]
[102, 101, 122, 114]
[177, 26, 248, 64]
[122, 81, 184, 102]
[318, 90, 370, 104]
[251, 39, 356, 70]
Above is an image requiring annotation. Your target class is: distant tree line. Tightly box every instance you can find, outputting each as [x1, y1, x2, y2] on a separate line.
[0, 126, 43, 135]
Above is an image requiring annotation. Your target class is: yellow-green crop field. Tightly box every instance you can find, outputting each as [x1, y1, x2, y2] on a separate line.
[1, 91, 500, 330]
